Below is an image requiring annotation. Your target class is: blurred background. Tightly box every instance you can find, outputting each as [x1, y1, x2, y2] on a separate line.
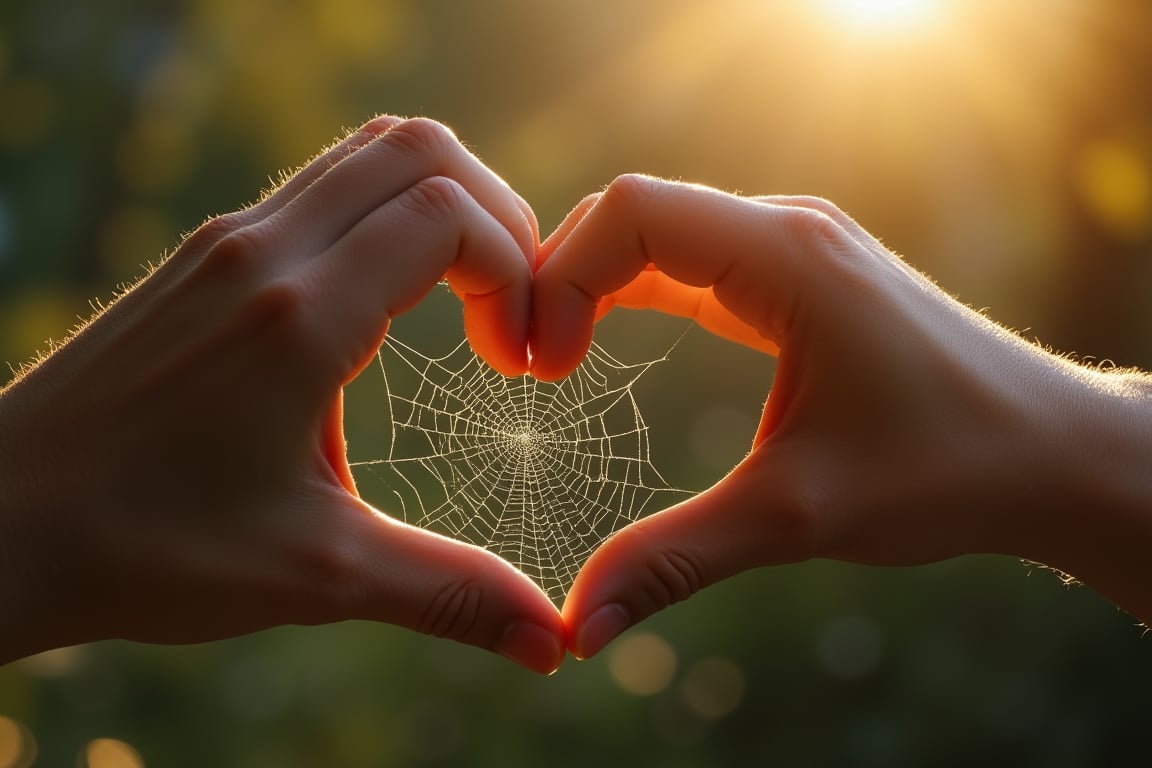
[2, 0, 1151, 765]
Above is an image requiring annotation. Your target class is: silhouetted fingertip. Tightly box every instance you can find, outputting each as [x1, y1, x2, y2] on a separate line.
[462, 294, 530, 378]
[498, 621, 565, 675]
[526, 333, 588, 382]
[526, 357, 568, 383]
[572, 603, 630, 660]
[475, 345, 527, 379]
[472, 332, 528, 378]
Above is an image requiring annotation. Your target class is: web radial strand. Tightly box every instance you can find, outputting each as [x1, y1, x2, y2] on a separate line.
[350, 335, 690, 603]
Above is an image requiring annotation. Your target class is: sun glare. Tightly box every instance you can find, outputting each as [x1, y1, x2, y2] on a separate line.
[826, 0, 944, 29]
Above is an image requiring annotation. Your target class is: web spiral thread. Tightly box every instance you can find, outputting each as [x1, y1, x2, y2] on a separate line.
[351, 335, 690, 603]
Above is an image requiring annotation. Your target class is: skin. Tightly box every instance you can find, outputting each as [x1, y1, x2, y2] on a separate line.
[4, 129, 1150, 674]
[531, 175, 1152, 660]
[0, 117, 565, 675]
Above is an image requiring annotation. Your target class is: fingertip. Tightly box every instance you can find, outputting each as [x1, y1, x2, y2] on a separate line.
[569, 603, 631, 660]
[527, 287, 596, 381]
[463, 290, 529, 377]
[560, 540, 630, 659]
[527, 336, 589, 382]
[497, 620, 566, 675]
[560, 498, 731, 660]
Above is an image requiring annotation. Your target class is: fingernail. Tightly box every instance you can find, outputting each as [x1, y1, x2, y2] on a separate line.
[575, 603, 630, 660]
[498, 621, 563, 675]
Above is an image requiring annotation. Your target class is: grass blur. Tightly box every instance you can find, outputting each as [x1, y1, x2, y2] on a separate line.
[1, 0, 1151, 764]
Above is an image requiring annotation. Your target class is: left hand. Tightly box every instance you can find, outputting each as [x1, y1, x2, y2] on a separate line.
[0, 116, 564, 674]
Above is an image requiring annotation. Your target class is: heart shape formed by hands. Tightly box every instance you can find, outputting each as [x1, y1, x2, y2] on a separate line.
[351, 161, 1049, 665]
[347, 287, 738, 605]
[8, 116, 1076, 678]
[345, 165, 810, 661]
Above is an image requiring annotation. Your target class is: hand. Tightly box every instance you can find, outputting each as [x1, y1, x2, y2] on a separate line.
[531, 175, 1152, 659]
[0, 117, 564, 674]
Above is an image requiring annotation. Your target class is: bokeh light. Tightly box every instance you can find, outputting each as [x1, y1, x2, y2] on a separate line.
[607, 632, 678, 697]
[0, 716, 36, 768]
[2, 0, 1152, 765]
[1076, 136, 1152, 240]
[679, 657, 746, 720]
[80, 738, 144, 768]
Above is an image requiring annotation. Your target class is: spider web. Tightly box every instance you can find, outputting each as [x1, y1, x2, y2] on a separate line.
[349, 329, 692, 603]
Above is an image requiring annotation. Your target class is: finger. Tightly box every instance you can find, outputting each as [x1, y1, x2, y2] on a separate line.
[531, 175, 834, 380]
[306, 176, 532, 380]
[607, 270, 778, 354]
[753, 194, 880, 250]
[174, 117, 402, 263]
[513, 192, 541, 260]
[249, 116, 405, 221]
[324, 498, 565, 675]
[272, 117, 537, 268]
[536, 193, 600, 271]
[562, 445, 819, 660]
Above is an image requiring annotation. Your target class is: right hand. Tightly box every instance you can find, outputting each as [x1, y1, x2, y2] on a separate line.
[530, 175, 1152, 659]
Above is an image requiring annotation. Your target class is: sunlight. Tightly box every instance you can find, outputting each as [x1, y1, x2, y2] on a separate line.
[824, 0, 946, 30]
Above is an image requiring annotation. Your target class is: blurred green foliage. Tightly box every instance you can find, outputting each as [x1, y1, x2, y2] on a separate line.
[1, 0, 1151, 764]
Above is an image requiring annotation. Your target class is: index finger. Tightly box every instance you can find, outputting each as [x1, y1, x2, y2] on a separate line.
[531, 175, 818, 380]
[265, 117, 539, 270]
[605, 269, 779, 355]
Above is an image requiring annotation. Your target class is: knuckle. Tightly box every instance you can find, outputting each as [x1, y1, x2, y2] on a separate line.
[239, 280, 312, 344]
[383, 117, 457, 160]
[601, 173, 659, 213]
[198, 211, 248, 240]
[405, 175, 470, 221]
[778, 207, 862, 273]
[789, 195, 847, 221]
[177, 212, 250, 260]
[197, 226, 269, 281]
[418, 576, 484, 640]
[782, 206, 845, 248]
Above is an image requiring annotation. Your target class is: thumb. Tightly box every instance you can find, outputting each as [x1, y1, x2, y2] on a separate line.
[333, 498, 565, 674]
[561, 446, 821, 659]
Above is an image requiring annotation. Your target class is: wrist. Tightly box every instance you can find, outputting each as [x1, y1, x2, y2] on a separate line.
[0, 377, 87, 664]
[1023, 365, 1152, 622]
